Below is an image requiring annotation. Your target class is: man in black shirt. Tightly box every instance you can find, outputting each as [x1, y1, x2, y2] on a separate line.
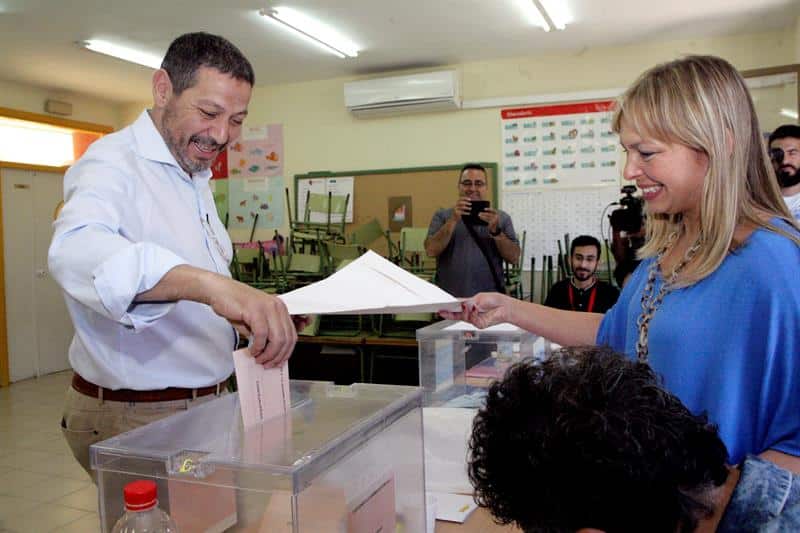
[544, 235, 619, 313]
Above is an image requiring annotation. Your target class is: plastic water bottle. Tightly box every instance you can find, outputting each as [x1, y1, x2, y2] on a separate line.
[111, 480, 178, 533]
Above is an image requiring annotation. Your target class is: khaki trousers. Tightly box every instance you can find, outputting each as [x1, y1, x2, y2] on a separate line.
[60, 385, 226, 481]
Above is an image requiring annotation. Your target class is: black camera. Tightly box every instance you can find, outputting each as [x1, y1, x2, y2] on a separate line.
[771, 147, 785, 165]
[609, 186, 644, 234]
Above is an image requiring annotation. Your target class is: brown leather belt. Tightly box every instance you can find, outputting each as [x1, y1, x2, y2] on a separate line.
[72, 372, 226, 403]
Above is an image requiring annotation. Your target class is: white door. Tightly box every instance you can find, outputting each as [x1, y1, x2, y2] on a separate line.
[1, 167, 72, 381]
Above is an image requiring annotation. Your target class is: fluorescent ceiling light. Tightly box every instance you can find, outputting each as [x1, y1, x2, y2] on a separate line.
[79, 39, 162, 69]
[515, 0, 571, 32]
[780, 108, 799, 120]
[259, 7, 359, 58]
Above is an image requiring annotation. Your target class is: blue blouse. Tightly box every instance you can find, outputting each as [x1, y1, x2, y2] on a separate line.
[597, 221, 800, 464]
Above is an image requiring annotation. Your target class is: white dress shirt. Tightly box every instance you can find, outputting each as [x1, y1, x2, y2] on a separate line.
[784, 190, 800, 223]
[48, 111, 236, 390]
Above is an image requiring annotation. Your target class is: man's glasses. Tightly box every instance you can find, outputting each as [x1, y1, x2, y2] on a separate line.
[459, 180, 487, 188]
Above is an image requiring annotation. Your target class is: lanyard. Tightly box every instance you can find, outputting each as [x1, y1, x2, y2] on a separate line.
[568, 282, 597, 313]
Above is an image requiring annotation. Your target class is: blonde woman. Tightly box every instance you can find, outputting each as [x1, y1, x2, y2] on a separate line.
[442, 55, 800, 472]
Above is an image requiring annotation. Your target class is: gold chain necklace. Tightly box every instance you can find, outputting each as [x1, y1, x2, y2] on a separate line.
[636, 233, 701, 362]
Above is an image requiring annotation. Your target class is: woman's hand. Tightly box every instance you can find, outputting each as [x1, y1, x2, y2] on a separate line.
[439, 292, 513, 329]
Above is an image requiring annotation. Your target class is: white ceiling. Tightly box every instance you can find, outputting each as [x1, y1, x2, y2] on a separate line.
[0, 0, 797, 104]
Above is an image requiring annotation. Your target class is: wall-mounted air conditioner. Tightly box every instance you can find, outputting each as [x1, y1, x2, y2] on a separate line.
[344, 70, 461, 118]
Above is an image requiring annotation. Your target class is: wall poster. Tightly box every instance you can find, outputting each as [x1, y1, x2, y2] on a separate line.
[499, 101, 623, 262]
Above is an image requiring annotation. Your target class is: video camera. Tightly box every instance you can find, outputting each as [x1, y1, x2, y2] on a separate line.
[609, 185, 644, 234]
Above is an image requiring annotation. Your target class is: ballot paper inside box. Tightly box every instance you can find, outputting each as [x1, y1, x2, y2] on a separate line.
[416, 319, 549, 407]
[416, 320, 552, 495]
[91, 381, 426, 533]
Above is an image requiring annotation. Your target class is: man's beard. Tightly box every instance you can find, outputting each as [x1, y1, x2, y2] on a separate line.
[777, 166, 800, 189]
[162, 106, 225, 174]
[573, 268, 594, 282]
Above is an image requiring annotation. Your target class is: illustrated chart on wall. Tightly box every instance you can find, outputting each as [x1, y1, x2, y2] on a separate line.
[210, 123, 284, 229]
[297, 176, 355, 223]
[500, 101, 622, 262]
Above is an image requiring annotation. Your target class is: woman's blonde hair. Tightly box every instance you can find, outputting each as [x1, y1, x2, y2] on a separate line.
[613, 55, 800, 288]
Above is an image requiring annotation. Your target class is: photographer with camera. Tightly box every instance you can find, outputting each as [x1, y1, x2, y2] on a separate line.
[544, 235, 619, 313]
[609, 184, 646, 264]
[769, 124, 800, 221]
[442, 56, 800, 474]
[424, 163, 520, 297]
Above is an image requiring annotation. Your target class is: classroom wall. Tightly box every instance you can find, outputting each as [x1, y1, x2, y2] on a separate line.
[240, 27, 795, 241]
[113, 27, 797, 242]
[796, 16, 800, 61]
[0, 78, 125, 129]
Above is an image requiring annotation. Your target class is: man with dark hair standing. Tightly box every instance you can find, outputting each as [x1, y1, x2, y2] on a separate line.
[469, 347, 800, 532]
[768, 124, 800, 221]
[424, 163, 520, 297]
[49, 32, 301, 478]
[544, 235, 619, 313]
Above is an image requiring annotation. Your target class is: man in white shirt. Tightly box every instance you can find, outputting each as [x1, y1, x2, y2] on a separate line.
[48, 32, 300, 478]
[768, 124, 800, 222]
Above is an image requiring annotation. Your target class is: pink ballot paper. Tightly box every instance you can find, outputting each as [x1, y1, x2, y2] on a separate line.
[232, 348, 290, 428]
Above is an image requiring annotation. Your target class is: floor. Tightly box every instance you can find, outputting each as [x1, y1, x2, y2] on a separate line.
[0, 371, 101, 532]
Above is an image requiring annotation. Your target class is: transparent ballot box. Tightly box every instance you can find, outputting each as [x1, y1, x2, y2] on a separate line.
[91, 381, 425, 532]
[416, 320, 547, 407]
[417, 321, 549, 494]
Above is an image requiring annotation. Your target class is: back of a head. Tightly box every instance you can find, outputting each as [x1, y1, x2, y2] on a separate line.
[570, 235, 601, 256]
[161, 32, 255, 95]
[468, 347, 729, 533]
[611, 55, 792, 287]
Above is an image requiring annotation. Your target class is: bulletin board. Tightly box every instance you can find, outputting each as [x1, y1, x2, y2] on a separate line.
[500, 100, 623, 263]
[294, 163, 497, 256]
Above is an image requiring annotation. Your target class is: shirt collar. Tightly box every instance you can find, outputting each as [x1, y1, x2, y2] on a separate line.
[131, 110, 213, 184]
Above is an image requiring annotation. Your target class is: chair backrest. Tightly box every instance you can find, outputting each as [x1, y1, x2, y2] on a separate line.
[235, 247, 261, 263]
[287, 252, 323, 273]
[399, 227, 429, 254]
[304, 192, 349, 224]
[399, 227, 435, 272]
[231, 245, 266, 283]
[504, 230, 526, 299]
[350, 219, 384, 247]
[326, 242, 364, 262]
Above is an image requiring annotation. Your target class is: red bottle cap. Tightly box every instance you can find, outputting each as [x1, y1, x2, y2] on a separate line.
[123, 480, 157, 511]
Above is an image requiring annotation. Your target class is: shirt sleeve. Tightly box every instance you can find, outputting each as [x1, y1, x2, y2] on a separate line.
[427, 209, 447, 237]
[499, 211, 519, 245]
[48, 158, 187, 331]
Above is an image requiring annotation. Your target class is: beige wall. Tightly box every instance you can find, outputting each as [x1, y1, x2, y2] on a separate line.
[0, 78, 125, 129]
[237, 28, 795, 241]
[67, 27, 799, 241]
[796, 16, 800, 61]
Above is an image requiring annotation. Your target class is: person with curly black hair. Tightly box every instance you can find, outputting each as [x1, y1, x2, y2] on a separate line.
[468, 347, 800, 532]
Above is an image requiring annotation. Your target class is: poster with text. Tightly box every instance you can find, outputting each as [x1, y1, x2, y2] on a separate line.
[226, 124, 284, 231]
[499, 101, 623, 262]
[296, 177, 354, 223]
[500, 101, 620, 191]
